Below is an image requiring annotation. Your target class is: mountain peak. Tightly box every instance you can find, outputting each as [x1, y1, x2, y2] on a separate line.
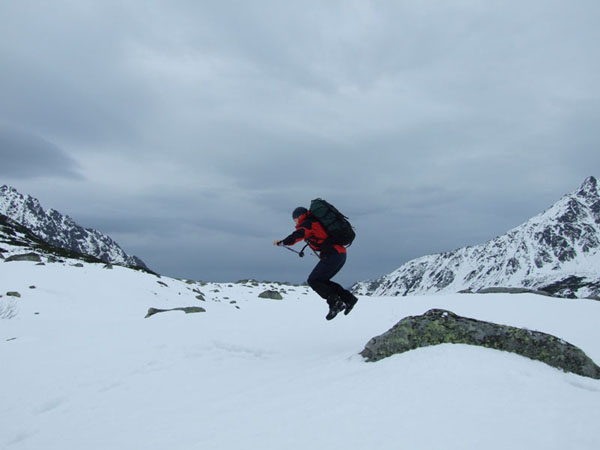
[582, 175, 598, 187]
[354, 176, 600, 299]
[0, 185, 148, 270]
[576, 176, 599, 203]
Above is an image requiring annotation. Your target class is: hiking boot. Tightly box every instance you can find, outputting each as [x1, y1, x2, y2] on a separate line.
[325, 300, 345, 321]
[343, 293, 358, 315]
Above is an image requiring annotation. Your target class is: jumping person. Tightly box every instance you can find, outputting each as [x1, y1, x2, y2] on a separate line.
[274, 206, 358, 320]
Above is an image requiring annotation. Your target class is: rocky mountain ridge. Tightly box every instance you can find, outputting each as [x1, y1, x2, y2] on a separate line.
[353, 176, 600, 299]
[0, 185, 147, 269]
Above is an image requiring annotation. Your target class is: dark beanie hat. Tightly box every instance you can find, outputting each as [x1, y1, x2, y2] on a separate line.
[292, 207, 308, 219]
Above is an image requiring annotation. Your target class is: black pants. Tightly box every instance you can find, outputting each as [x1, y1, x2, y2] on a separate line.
[307, 252, 349, 305]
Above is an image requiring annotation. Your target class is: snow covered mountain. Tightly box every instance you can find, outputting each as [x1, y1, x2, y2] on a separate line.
[0, 185, 148, 269]
[354, 176, 600, 299]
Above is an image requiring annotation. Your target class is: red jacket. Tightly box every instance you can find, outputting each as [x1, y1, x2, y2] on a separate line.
[280, 212, 346, 255]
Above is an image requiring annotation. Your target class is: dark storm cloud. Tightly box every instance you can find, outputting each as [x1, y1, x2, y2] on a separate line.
[0, 125, 82, 179]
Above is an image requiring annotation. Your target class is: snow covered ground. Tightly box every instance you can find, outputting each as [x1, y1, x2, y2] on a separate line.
[2, 260, 600, 450]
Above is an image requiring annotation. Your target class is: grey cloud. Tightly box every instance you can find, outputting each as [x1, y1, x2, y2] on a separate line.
[0, 3, 156, 149]
[1, 1, 599, 284]
[0, 125, 82, 179]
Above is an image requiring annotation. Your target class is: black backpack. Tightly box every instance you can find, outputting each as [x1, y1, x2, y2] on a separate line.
[309, 198, 356, 247]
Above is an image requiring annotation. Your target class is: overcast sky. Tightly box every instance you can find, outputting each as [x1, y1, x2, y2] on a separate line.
[1, 1, 599, 286]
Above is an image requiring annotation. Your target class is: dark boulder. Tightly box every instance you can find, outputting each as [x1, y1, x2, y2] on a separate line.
[145, 306, 206, 318]
[4, 252, 42, 263]
[258, 290, 283, 300]
[476, 287, 553, 297]
[360, 309, 600, 379]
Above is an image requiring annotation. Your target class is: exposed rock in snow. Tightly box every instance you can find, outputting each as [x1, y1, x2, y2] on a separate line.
[4, 252, 42, 263]
[360, 308, 600, 379]
[258, 290, 284, 300]
[145, 306, 206, 318]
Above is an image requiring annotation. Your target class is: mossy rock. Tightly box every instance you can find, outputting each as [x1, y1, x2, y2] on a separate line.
[258, 290, 283, 300]
[145, 306, 206, 318]
[360, 309, 600, 379]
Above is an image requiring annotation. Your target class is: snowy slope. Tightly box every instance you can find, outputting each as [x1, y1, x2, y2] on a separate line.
[354, 176, 600, 299]
[2, 252, 600, 449]
[0, 185, 147, 269]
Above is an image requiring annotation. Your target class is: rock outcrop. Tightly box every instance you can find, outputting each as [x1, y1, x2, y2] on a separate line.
[145, 306, 206, 318]
[4, 252, 42, 263]
[360, 309, 600, 379]
[258, 290, 283, 300]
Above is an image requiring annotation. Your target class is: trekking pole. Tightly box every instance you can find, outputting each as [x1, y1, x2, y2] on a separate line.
[278, 243, 313, 258]
[279, 244, 304, 257]
[278, 244, 318, 258]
